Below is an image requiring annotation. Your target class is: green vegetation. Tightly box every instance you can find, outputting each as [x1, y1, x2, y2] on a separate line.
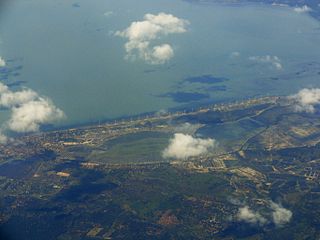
[1, 97, 320, 239]
[89, 132, 171, 164]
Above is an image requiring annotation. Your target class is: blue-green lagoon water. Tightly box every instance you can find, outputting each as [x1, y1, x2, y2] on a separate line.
[0, 0, 320, 127]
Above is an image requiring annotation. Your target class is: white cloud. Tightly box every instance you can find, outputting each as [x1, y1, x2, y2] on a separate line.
[271, 3, 288, 7]
[0, 84, 38, 108]
[236, 203, 292, 227]
[293, 5, 312, 13]
[237, 206, 267, 226]
[236, 201, 292, 227]
[0, 57, 5, 67]
[8, 98, 64, 132]
[0, 82, 65, 141]
[0, 82, 8, 93]
[270, 202, 292, 226]
[104, 11, 113, 17]
[116, 12, 189, 64]
[249, 55, 282, 70]
[230, 51, 240, 58]
[290, 88, 320, 113]
[0, 131, 7, 144]
[163, 133, 216, 159]
[148, 44, 174, 64]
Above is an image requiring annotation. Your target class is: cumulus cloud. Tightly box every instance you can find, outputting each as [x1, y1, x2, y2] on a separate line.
[0, 57, 5, 67]
[0, 82, 65, 143]
[0, 84, 38, 108]
[293, 5, 312, 13]
[0, 131, 7, 144]
[249, 55, 282, 70]
[290, 88, 320, 113]
[8, 98, 64, 132]
[270, 202, 292, 226]
[104, 11, 113, 17]
[230, 51, 240, 58]
[236, 202, 292, 227]
[149, 44, 174, 64]
[116, 12, 189, 64]
[163, 133, 216, 159]
[237, 206, 267, 226]
[271, 3, 288, 7]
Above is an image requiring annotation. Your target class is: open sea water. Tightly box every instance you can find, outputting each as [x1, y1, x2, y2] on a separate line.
[0, 0, 320, 127]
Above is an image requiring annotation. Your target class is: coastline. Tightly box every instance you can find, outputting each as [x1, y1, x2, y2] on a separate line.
[18, 94, 282, 138]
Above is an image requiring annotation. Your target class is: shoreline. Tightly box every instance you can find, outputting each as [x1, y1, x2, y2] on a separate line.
[16, 94, 282, 138]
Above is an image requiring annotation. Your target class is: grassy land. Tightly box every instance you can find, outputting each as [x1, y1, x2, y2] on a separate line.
[88, 131, 171, 164]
